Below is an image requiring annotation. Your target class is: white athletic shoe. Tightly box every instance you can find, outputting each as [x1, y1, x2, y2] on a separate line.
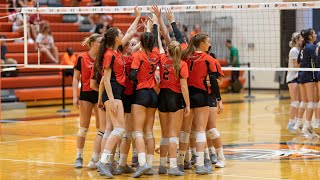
[87, 158, 98, 169]
[313, 122, 320, 136]
[287, 120, 297, 133]
[302, 125, 313, 139]
[293, 120, 303, 134]
[215, 158, 226, 168]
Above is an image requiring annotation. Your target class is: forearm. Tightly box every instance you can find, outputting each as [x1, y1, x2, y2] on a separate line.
[153, 24, 159, 48]
[104, 77, 114, 100]
[180, 79, 190, 107]
[72, 78, 79, 98]
[159, 17, 170, 45]
[171, 22, 184, 44]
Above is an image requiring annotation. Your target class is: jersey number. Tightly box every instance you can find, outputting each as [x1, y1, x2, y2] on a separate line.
[149, 64, 155, 74]
[163, 68, 169, 80]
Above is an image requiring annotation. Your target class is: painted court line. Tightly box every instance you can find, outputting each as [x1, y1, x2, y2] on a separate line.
[221, 174, 288, 180]
[0, 158, 73, 166]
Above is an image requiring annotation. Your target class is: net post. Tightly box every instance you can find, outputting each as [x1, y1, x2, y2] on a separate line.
[57, 69, 70, 113]
[23, 12, 28, 66]
[244, 62, 255, 100]
[275, 73, 286, 99]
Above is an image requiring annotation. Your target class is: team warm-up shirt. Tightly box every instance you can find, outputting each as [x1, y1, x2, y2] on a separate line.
[103, 48, 126, 87]
[74, 51, 95, 92]
[159, 54, 189, 93]
[131, 48, 160, 90]
[185, 51, 218, 91]
[123, 55, 134, 95]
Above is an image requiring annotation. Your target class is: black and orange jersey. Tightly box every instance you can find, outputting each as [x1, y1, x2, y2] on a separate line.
[74, 51, 95, 92]
[123, 54, 134, 95]
[207, 58, 224, 95]
[185, 51, 217, 91]
[103, 48, 126, 87]
[131, 48, 160, 90]
[159, 54, 189, 93]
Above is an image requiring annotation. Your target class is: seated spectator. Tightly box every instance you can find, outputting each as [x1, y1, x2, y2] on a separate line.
[9, 11, 34, 43]
[36, 25, 59, 63]
[61, 48, 77, 65]
[8, 0, 28, 13]
[61, 48, 77, 76]
[29, 1, 48, 40]
[93, 15, 111, 34]
[1, 35, 18, 77]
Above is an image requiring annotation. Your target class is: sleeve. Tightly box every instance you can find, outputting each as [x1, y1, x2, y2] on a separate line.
[131, 53, 142, 69]
[208, 58, 217, 72]
[50, 36, 54, 43]
[310, 45, 317, 62]
[215, 60, 224, 77]
[171, 22, 184, 44]
[291, 48, 299, 59]
[210, 77, 221, 101]
[74, 56, 82, 71]
[152, 24, 159, 48]
[90, 67, 95, 80]
[179, 61, 189, 79]
[103, 53, 115, 69]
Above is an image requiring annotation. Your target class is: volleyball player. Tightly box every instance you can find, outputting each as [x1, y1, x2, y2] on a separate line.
[296, 28, 318, 137]
[129, 16, 160, 178]
[286, 32, 303, 133]
[151, 6, 190, 175]
[73, 33, 102, 168]
[94, 6, 142, 178]
[177, 33, 218, 174]
[205, 51, 226, 168]
[118, 38, 141, 173]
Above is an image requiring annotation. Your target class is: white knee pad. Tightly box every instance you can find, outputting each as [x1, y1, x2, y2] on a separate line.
[318, 101, 320, 108]
[206, 128, 220, 140]
[179, 131, 190, 144]
[77, 127, 88, 137]
[98, 131, 104, 137]
[290, 101, 300, 108]
[300, 102, 307, 109]
[160, 138, 169, 145]
[314, 102, 318, 109]
[169, 137, 179, 145]
[307, 102, 314, 109]
[190, 131, 196, 139]
[196, 131, 207, 143]
[132, 131, 144, 140]
[144, 132, 154, 140]
[111, 128, 125, 139]
[123, 132, 132, 140]
[103, 130, 111, 139]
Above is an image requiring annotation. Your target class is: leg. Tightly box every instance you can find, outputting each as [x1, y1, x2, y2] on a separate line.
[158, 112, 169, 174]
[193, 106, 209, 174]
[295, 84, 307, 132]
[75, 100, 95, 168]
[88, 105, 104, 169]
[144, 108, 156, 174]
[303, 82, 315, 136]
[287, 83, 300, 132]
[40, 47, 57, 63]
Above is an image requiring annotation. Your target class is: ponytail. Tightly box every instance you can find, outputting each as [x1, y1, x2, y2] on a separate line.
[168, 41, 182, 78]
[181, 33, 208, 60]
[82, 33, 102, 48]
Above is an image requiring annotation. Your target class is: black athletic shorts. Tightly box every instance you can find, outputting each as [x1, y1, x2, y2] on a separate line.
[80, 90, 98, 104]
[122, 94, 134, 113]
[208, 93, 217, 108]
[189, 86, 209, 108]
[102, 82, 125, 103]
[298, 71, 318, 84]
[158, 88, 185, 112]
[287, 78, 299, 84]
[133, 88, 158, 108]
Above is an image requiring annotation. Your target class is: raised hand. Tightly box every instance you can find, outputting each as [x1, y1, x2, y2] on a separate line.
[134, 5, 141, 17]
[150, 4, 161, 18]
[165, 8, 175, 23]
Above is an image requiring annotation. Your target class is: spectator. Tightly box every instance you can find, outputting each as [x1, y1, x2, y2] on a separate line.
[189, 24, 201, 38]
[93, 15, 110, 34]
[9, 10, 34, 43]
[36, 25, 59, 63]
[61, 47, 77, 76]
[61, 47, 77, 65]
[226, 39, 242, 92]
[8, 0, 28, 13]
[29, 1, 48, 40]
[1, 35, 18, 77]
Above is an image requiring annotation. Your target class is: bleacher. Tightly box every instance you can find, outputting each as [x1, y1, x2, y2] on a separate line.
[0, 0, 245, 104]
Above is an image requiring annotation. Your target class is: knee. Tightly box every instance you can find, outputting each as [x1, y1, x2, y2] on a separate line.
[103, 130, 112, 139]
[77, 127, 88, 137]
[111, 128, 125, 140]
[206, 128, 220, 140]
[169, 137, 179, 145]
[290, 101, 300, 108]
[196, 131, 207, 143]
[160, 138, 169, 146]
[132, 131, 144, 140]
[144, 132, 154, 140]
[179, 131, 190, 143]
[307, 102, 314, 109]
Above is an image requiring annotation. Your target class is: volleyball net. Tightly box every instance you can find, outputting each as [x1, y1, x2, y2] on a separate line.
[1, 1, 320, 89]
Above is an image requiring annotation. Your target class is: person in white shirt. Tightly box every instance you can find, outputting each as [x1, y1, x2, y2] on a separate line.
[286, 32, 304, 133]
[36, 25, 59, 63]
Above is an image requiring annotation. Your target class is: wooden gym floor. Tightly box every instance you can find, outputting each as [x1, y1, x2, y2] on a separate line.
[1, 91, 320, 180]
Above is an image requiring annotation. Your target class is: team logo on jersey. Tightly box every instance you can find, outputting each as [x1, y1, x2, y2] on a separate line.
[224, 142, 320, 160]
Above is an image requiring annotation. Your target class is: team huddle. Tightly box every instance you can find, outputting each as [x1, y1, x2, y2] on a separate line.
[72, 5, 225, 178]
[287, 28, 320, 138]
